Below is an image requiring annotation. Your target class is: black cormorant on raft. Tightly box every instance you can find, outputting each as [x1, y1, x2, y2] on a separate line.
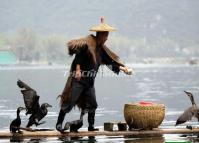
[64, 119, 83, 133]
[176, 91, 199, 129]
[10, 107, 26, 133]
[17, 80, 52, 128]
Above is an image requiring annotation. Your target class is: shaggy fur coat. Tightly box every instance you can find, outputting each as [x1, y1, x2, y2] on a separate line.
[60, 34, 124, 109]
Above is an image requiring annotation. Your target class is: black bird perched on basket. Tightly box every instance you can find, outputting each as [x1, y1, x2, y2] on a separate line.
[175, 91, 199, 129]
[10, 107, 26, 133]
[17, 79, 52, 128]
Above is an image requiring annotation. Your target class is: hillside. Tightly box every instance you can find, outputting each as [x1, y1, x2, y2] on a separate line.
[0, 0, 199, 63]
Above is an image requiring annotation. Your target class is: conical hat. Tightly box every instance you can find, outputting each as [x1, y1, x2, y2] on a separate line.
[90, 17, 116, 32]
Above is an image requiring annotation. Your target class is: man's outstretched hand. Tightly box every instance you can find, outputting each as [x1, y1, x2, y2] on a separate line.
[119, 66, 133, 75]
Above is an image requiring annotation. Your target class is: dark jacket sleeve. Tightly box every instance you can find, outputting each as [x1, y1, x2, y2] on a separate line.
[73, 45, 87, 65]
[74, 52, 83, 65]
[102, 50, 121, 74]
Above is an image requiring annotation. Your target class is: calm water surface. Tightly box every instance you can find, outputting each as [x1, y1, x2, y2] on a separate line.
[0, 64, 199, 142]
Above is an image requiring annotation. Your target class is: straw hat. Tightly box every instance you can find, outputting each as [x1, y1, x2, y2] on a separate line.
[90, 17, 116, 32]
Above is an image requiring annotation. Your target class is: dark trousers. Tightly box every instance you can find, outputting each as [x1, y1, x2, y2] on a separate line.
[57, 79, 98, 126]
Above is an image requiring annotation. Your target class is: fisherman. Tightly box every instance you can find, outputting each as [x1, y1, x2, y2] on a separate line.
[56, 17, 133, 132]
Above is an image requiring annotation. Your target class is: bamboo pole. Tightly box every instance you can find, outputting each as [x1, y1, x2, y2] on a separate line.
[1, 128, 199, 139]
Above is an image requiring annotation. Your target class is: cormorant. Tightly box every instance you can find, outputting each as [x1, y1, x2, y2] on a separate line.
[10, 107, 26, 133]
[64, 119, 83, 132]
[175, 91, 199, 128]
[17, 79, 52, 128]
[62, 110, 85, 132]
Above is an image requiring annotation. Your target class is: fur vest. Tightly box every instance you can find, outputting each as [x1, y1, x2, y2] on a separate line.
[60, 34, 124, 109]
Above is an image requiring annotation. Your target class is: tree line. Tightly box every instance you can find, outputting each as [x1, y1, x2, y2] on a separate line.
[0, 28, 198, 65]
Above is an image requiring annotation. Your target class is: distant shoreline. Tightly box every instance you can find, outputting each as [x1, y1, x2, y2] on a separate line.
[0, 62, 198, 71]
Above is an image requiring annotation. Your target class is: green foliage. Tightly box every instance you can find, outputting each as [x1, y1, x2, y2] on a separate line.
[43, 35, 66, 63]
[9, 28, 68, 64]
[6, 28, 199, 65]
[10, 28, 39, 61]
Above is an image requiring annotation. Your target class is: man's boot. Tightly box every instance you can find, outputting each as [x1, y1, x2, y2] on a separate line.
[56, 109, 66, 132]
[88, 111, 99, 131]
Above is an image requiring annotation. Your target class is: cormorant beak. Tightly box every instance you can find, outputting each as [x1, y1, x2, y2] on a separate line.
[184, 91, 192, 96]
[184, 91, 189, 95]
[47, 104, 52, 108]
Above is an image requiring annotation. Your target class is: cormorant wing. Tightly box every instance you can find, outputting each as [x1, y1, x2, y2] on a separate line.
[176, 107, 194, 126]
[17, 80, 35, 91]
[17, 80, 40, 114]
[21, 90, 40, 114]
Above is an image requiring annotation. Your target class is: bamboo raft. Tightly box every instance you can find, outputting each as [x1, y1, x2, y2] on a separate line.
[1, 128, 199, 139]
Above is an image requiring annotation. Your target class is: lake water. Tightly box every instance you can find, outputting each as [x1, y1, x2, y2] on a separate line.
[0, 64, 199, 142]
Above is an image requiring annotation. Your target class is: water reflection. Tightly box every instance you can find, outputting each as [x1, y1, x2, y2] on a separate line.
[10, 136, 47, 143]
[188, 136, 199, 143]
[58, 136, 96, 143]
[180, 134, 199, 143]
[6, 135, 199, 143]
[10, 136, 24, 142]
[124, 136, 165, 143]
[26, 138, 46, 143]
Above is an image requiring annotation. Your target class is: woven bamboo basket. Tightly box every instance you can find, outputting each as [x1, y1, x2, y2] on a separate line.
[124, 102, 165, 130]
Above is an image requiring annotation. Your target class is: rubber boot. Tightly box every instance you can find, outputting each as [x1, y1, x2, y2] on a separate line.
[88, 111, 99, 131]
[56, 109, 66, 132]
[80, 109, 87, 120]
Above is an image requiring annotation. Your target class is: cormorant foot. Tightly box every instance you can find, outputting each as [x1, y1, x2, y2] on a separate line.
[63, 122, 70, 131]
[186, 125, 193, 130]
